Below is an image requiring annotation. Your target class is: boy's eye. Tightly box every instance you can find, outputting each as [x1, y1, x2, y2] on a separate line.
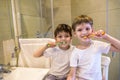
[77, 29, 82, 32]
[65, 35, 70, 37]
[86, 28, 90, 31]
[57, 36, 62, 38]
[57, 35, 70, 38]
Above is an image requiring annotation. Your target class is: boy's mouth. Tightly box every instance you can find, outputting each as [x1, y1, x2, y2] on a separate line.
[81, 35, 89, 39]
[82, 31, 105, 39]
[47, 41, 67, 47]
[57, 41, 67, 45]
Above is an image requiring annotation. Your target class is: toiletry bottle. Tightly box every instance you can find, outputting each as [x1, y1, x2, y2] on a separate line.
[10, 53, 17, 67]
[0, 64, 3, 79]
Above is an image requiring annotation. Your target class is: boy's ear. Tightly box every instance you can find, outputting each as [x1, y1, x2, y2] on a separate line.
[91, 27, 94, 32]
[54, 37, 57, 41]
[73, 32, 77, 37]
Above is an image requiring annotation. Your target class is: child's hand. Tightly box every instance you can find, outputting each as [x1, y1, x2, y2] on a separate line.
[83, 30, 105, 39]
[47, 41, 56, 48]
[67, 76, 72, 80]
[94, 30, 105, 38]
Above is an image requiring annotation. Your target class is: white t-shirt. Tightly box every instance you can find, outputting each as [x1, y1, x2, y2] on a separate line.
[70, 40, 111, 80]
[43, 45, 75, 77]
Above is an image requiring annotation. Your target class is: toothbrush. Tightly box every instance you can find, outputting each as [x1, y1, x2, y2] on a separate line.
[83, 30, 105, 39]
[56, 41, 66, 45]
[47, 41, 66, 47]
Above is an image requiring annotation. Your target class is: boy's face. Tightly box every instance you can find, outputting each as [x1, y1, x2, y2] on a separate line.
[74, 23, 93, 42]
[55, 31, 72, 50]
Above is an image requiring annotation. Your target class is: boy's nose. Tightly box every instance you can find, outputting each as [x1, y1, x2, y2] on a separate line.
[82, 30, 87, 34]
[61, 37, 66, 40]
[62, 37, 65, 39]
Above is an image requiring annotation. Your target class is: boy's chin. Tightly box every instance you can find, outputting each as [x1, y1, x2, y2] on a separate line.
[59, 45, 70, 49]
[60, 45, 68, 47]
[81, 38, 91, 42]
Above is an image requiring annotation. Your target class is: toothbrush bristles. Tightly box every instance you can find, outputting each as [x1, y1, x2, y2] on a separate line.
[62, 41, 66, 44]
[58, 41, 66, 45]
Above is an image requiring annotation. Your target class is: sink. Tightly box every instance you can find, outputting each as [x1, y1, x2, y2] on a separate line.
[4, 67, 49, 80]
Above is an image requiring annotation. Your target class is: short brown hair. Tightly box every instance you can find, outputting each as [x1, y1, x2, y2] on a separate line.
[72, 15, 93, 31]
[54, 24, 72, 37]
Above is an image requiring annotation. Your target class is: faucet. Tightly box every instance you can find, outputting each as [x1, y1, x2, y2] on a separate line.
[0, 64, 11, 79]
[35, 25, 52, 38]
[44, 25, 52, 37]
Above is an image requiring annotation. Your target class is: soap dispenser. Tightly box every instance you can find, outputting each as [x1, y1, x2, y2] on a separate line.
[10, 53, 17, 67]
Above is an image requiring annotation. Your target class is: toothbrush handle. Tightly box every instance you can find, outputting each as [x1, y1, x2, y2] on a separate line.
[88, 30, 105, 38]
[101, 30, 105, 35]
[47, 42, 63, 47]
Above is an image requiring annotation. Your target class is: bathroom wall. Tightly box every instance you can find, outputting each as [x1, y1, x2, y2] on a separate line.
[71, 0, 120, 80]
[108, 0, 120, 80]
[14, 0, 49, 38]
[19, 0, 71, 38]
[19, 0, 46, 38]
[53, 0, 71, 28]
[0, 0, 14, 64]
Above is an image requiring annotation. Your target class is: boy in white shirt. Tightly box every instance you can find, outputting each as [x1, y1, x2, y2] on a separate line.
[34, 24, 74, 80]
[67, 15, 120, 80]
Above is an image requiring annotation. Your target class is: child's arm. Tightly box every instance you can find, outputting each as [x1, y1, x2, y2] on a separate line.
[67, 67, 76, 80]
[95, 30, 120, 52]
[103, 34, 120, 52]
[33, 41, 56, 57]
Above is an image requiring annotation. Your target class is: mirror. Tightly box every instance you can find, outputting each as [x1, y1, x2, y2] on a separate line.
[0, 0, 120, 80]
[18, 0, 54, 38]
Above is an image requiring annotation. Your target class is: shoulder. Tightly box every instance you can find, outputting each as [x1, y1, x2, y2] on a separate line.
[92, 40, 105, 44]
[92, 40, 109, 46]
[70, 47, 80, 60]
[92, 40, 111, 53]
[72, 47, 80, 54]
[70, 45, 75, 50]
[44, 46, 59, 57]
[46, 46, 58, 52]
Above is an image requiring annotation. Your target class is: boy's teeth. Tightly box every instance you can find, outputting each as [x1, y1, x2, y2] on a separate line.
[83, 36, 87, 39]
[60, 41, 66, 44]
[58, 41, 66, 45]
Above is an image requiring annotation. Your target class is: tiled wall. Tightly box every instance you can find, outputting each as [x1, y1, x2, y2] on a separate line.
[108, 0, 120, 80]
[0, 0, 14, 64]
[19, 0, 71, 38]
[53, 0, 71, 28]
[20, 0, 45, 38]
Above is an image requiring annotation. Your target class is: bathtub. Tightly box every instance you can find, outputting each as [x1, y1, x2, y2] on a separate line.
[18, 38, 55, 68]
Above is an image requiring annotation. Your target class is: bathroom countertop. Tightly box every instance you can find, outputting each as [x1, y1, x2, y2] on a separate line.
[3, 67, 49, 80]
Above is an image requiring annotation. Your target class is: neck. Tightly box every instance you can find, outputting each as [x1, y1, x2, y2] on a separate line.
[59, 45, 70, 50]
[77, 40, 92, 49]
